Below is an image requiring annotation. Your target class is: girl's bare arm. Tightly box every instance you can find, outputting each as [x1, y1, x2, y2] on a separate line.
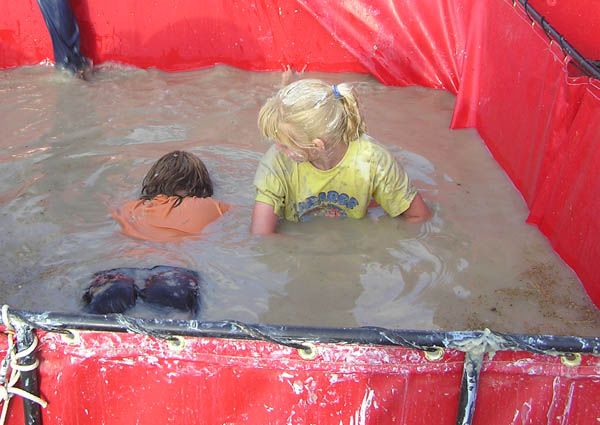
[400, 193, 431, 223]
[250, 202, 279, 234]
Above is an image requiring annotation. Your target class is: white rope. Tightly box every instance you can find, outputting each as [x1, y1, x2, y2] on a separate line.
[0, 305, 47, 425]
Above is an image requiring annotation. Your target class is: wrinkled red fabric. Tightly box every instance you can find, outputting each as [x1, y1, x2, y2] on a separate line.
[446, 0, 600, 306]
[527, 0, 600, 59]
[1, 0, 599, 306]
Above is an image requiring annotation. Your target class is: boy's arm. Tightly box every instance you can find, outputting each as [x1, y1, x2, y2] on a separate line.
[251, 202, 279, 234]
[398, 193, 431, 223]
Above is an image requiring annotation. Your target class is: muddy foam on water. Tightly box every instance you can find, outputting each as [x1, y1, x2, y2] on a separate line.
[0, 64, 598, 335]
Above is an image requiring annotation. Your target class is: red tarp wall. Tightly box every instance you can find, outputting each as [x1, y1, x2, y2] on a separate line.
[2, 331, 599, 425]
[1, 0, 599, 307]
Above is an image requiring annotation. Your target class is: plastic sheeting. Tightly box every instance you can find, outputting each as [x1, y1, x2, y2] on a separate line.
[527, 0, 600, 59]
[3, 330, 600, 425]
[0, 0, 599, 307]
[1, 0, 367, 72]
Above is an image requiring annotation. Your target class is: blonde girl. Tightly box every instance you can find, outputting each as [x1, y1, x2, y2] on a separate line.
[251, 79, 430, 234]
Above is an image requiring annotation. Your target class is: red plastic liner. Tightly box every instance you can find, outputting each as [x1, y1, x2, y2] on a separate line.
[2, 330, 599, 424]
[0, 0, 599, 306]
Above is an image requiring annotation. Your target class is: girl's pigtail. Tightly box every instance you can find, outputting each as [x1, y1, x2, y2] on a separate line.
[336, 83, 366, 144]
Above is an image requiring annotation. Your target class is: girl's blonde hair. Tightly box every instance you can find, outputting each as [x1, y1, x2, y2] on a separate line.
[140, 151, 213, 206]
[258, 79, 366, 150]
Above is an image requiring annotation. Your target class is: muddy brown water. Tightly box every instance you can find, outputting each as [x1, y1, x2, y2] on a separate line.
[1, 64, 598, 336]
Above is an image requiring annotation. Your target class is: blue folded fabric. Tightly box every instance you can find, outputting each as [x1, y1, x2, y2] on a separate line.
[83, 266, 201, 315]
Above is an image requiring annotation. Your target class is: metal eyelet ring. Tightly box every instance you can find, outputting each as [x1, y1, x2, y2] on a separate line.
[424, 347, 445, 361]
[167, 335, 186, 352]
[298, 342, 318, 360]
[61, 329, 80, 345]
[560, 352, 581, 367]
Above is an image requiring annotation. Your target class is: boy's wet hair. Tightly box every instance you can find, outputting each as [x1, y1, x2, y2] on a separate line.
[141, 150, 213, 205]
[258, 79, 366, 150]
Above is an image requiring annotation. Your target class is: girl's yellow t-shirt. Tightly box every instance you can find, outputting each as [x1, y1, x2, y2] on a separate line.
[253, 135, 416, 222]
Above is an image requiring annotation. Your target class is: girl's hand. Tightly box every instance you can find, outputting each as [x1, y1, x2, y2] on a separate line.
[400, 193, 431, 223]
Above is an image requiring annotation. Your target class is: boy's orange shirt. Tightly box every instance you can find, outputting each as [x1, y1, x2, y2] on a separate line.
[113, 195, 229, 242]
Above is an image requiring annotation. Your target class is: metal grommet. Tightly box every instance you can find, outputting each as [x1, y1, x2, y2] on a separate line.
[297, 342, 318, 360]
[424, 347, 445, 362]
[167, 336, 186, 352]
[60, 329, 80, 345]
[560, 353, 581, 367]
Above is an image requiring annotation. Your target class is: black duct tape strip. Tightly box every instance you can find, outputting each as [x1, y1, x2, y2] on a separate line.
[11, 309, 600, 355]
[517, 0, 600, 79]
